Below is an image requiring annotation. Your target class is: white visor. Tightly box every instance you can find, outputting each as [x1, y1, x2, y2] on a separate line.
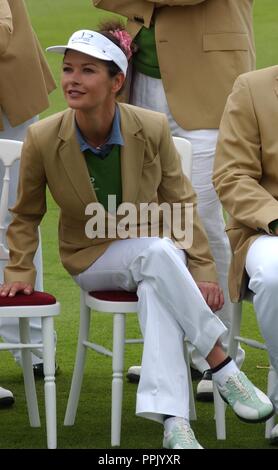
[46, 29, 128, 76]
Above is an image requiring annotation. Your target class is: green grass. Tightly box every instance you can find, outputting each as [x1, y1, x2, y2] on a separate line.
[254, 0, 278, 68]
[1, 0, 277, 449]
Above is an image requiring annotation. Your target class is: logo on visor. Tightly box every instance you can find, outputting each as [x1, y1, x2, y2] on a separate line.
[71, 31, 95, 44]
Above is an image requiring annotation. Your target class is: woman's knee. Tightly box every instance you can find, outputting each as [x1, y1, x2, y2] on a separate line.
[142, 238, 186, 272]
[146, 237, 179, 259]
[249, 263, 278, 296]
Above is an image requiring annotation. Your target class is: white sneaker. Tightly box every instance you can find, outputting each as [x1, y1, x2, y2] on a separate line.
[0, 386, 14, 408]
[216, 371, 274, 423]
[163, 419, 203, 449]
[270, 424, 278, 445]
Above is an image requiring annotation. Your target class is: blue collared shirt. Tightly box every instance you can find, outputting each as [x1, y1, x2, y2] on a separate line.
[75, 105, 124, 158]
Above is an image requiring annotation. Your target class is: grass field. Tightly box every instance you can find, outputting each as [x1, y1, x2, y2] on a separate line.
[1, 0, 278, 449]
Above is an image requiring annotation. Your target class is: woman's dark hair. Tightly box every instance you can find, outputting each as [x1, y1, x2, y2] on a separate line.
[98, 20, 129, 78]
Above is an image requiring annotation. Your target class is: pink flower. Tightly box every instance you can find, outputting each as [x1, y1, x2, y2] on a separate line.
[110, 29, 133, 60]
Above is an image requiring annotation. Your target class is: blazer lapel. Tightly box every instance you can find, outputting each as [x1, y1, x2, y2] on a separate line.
[119, 105, 145, 203]
[58, 110, 97, 206]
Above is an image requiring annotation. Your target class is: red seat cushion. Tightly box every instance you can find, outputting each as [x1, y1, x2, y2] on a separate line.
[0, 291, 56, 307]
[89, 291, 138, 302]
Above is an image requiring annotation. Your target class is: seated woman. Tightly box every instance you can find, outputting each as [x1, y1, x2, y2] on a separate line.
[0, 23, 274, 449]
[213, 65, 278, 445]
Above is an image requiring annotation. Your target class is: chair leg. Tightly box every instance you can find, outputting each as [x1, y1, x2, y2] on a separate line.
[213, 381, 226, 439]
[265, 365, 277, 438]
[111, 313, 125, 447]
[19, 317, 40, 427]
[42, 316, 57, 449]
[64, 294, 91, 426]
[228, 302, 243, 360]
[183, 340, 196, 421]
[213, 301, 243, 440]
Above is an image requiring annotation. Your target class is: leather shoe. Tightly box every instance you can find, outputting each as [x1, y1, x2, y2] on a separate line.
[196, 369, 213, 402]
[0, 386, 15, 408]
[33, 362, 59, 378]
[126, 365, 141, 383]
[127, 365, 203, 383]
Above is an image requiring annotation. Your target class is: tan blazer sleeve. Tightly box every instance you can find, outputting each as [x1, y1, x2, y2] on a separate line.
[213, 74, 278, 233]
[93, 0, 154, 27]
[158, 114, 218, 283]
[0, 0, 12, 55]
[150, 0, 205, 5]
[93, 0, 206, 21]
[4, 127, 47, 286]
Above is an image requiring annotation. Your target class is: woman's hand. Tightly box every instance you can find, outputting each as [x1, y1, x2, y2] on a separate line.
[0, 282, 34, 297]
[196, 281, 224, 312]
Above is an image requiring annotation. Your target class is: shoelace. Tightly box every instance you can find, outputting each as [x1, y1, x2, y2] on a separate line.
[226, 373, 254, 401]
[174, 424, 196, 445]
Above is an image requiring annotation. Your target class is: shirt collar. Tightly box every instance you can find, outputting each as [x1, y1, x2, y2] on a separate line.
[75, 105, 124, 158]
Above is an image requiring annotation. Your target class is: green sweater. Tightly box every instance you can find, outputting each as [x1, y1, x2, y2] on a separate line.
[84, 145, 122, 212]
[133, 25, 161, 79]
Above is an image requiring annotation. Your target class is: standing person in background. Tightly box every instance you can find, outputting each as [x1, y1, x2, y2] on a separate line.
[0, 0, 56, 401]
[93, 0, 255, 400]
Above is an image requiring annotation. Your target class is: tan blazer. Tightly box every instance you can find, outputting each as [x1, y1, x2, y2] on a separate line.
[0, 0, 56, 130]
[213, 65, 278, 301]
[5, 103, 218, 286]
[93, 0, 255, 130]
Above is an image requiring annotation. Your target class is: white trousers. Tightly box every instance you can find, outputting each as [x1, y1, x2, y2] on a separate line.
[74, 237, 226, 423]
[246, 235, 278, 412]
[0, 114, 44, 365]
[130, 71, 244, 372]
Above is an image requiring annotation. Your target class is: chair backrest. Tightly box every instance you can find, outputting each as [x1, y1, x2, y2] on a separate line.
[172, 136, 192, 180]
[0, 139, 23, 262]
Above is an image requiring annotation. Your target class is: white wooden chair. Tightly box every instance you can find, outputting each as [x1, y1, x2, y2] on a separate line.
[0, 139, 60, 449]
[213, 292, 276, 440]
[64, 136, 196, 446]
